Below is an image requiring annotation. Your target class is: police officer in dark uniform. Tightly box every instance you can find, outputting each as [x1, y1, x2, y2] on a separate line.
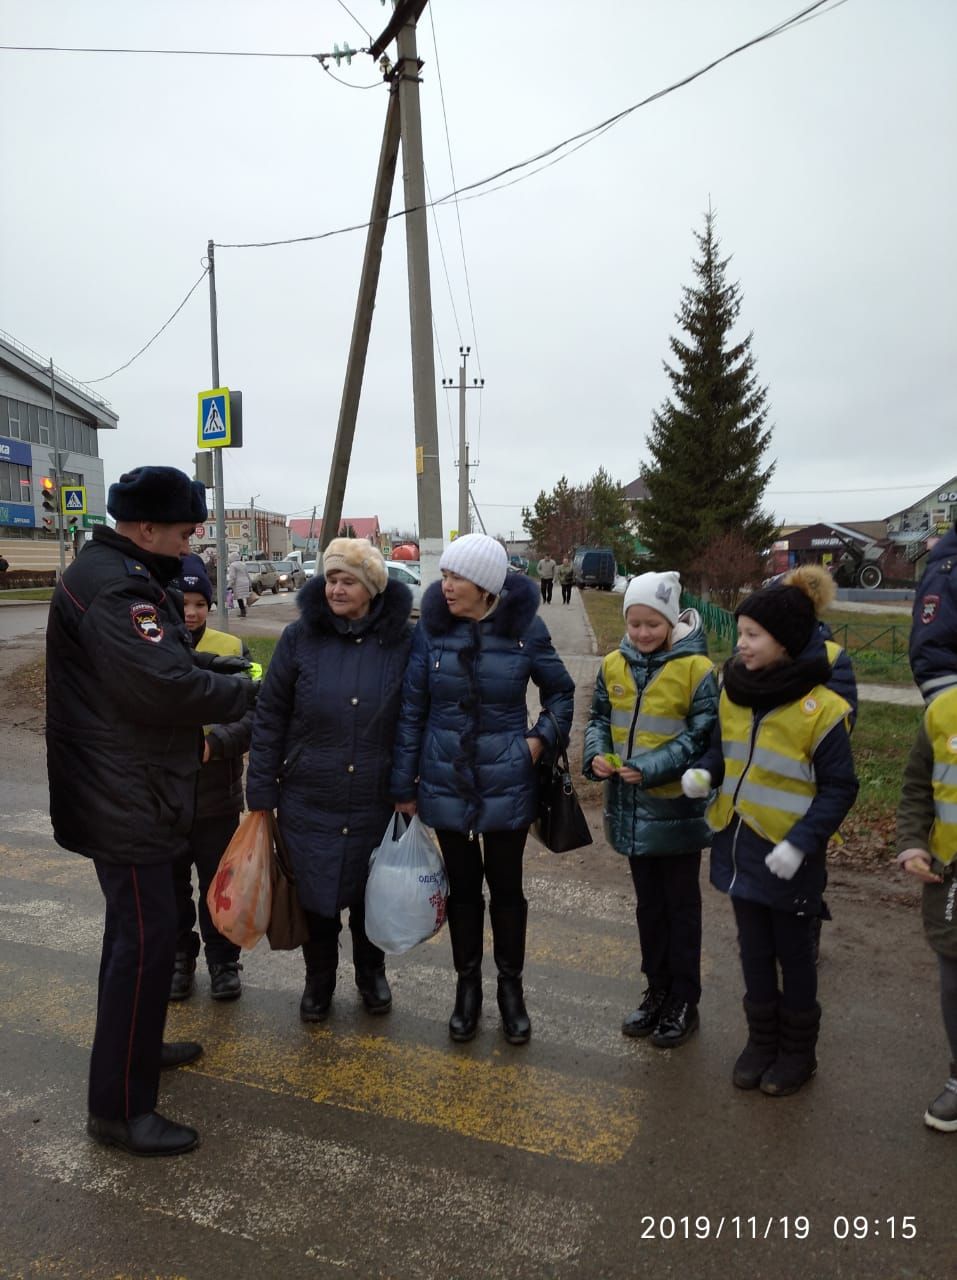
[45, 466, 258, 1157]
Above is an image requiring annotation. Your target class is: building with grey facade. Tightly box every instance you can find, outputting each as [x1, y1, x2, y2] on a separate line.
[0, 331, 118, 570]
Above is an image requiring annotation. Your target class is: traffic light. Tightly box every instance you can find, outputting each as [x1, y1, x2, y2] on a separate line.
[40, 476, 58, 532]
[193, 451, 214, 488]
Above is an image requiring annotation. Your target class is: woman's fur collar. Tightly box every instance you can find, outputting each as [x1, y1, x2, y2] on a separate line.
[420, 571, 540, 637]
[297, 574, 413, 645]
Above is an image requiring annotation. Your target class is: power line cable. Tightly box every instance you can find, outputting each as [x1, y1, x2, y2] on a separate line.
[428, 2, 482, 378]
[319, 61, 382, 89]
[0, 44, 326, 58]
[424, 167, 464, 349]
[81, 267, 209, 383]
[216, 0, 841, 250]
[335, 0, 374, 42]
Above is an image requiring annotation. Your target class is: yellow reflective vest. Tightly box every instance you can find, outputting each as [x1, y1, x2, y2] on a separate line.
[195, 626, 243, 734]
[707, 685, 851, 844]
[603, 649, 714, 798]
[926, 686, 957, 866]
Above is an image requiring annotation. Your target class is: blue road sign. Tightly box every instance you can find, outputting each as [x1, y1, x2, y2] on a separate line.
[60, 485, 87, 515]
[197, 388, 231, 448]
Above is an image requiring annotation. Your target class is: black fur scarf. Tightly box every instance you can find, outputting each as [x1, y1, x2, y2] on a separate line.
[419, 570, 540, 637]
[297, 574, 413, 645]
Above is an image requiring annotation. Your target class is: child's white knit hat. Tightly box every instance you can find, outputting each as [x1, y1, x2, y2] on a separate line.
[622, 571, 681, 624]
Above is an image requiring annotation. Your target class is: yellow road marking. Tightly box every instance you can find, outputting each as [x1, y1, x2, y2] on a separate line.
[0, 959, 639, 1166]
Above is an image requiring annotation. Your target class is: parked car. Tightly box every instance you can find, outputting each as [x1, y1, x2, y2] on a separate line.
[508, 555, 529, 574]
[271, 559, 306, 591]
[385, 560, 423, 612]
[246, 560, 280, 594]
[573, 546, 616, 590]
[303, 559, 318, 579]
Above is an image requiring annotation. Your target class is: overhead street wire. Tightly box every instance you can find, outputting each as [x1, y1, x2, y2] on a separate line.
[0, 44, 328, 58]
[335, 0, 374, 42]
[215, 0, 842, 250]
[81, 267, 210, 384]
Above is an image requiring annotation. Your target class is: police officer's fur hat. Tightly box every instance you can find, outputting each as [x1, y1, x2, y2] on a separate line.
[107, 466, 207, 524]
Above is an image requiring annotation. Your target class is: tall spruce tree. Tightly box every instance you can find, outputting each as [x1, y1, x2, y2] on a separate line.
[640, 210, 776, 586]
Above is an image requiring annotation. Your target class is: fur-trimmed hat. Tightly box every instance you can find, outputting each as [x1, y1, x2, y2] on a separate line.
[736, 564, 836, 658]
[172, 553, 213, 606]
[622, 570, 681, 625]
[107, 466, 207, 524]
[322, 537, 388, 597]
[439, 533, 508, 596]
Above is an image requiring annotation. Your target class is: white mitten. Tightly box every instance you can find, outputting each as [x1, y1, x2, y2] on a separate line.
[681, 768, 711, 799]
[765, 840, 805, 880]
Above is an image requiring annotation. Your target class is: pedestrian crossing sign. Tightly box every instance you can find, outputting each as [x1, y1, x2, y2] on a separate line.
[60, 485, 87, 515]
[197, 388, 231, 448]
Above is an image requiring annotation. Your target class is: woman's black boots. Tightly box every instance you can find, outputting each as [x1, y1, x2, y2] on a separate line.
[447, 900, 485, 1041]
[300, 938, 338, 1023]
[491, 900, 531, 1045]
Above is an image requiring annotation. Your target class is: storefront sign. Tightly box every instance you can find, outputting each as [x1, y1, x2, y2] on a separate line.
[0, 500, 36, 527]
[0, 436, 32, 467]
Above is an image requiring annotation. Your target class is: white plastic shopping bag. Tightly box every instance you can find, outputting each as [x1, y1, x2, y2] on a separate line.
[364, 814, 448, 955]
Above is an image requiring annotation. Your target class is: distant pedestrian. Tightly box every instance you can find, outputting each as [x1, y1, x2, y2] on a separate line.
[0, 553, 9, 574]
[168, 555, 254, 1005]
[584, 572, 718, 1048]
[537, 553, 556, 603]
[226, 554, 251, 618]
[683, 566, 858, 1096]
[895, 687, 957, 1133]
[391, 533, 575, 1046]
[45, 466, 258, 1157]
[558, 555, 575, 604]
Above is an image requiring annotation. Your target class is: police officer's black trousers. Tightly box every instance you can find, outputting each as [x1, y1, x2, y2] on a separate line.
[90, 860, 177, 1121]
[628, 851, 702, 1004]
[172, 812, 242, 966]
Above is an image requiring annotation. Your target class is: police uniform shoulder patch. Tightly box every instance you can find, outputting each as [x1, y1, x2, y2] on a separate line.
[123, 557, 151, 580]
[921, 594, 940, 624]
[130, 603, 164, 643]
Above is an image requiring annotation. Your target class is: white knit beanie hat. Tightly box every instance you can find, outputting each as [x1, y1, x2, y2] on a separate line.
[439, 533, 508, 596]
[322, 537, 388, 597]
[622, 571, 681, 625]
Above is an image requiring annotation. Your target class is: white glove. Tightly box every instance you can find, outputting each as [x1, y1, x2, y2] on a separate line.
[681, 768, 711, 799]
[765, 840, 805, 880]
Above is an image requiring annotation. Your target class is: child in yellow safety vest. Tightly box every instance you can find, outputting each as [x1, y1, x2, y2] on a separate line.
[584, 571, 719, 1049]
[895, 687, 957, 1133]
[683, 566, 858, 1096]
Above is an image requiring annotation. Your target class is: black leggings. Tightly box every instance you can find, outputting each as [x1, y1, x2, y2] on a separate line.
[436, 828, 528, 907]
[732, 896, 817, 1011]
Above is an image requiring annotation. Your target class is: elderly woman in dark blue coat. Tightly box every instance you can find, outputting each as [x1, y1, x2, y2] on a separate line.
[246, 539, 413, 1023]
[391, 534, 575, 1046]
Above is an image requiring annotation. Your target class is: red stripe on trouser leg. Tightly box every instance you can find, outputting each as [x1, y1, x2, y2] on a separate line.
[125, 866, 146, 1121]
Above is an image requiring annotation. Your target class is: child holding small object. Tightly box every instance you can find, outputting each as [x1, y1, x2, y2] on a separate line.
[895, 687, 957, 1133]
[684, 566, 857, 1096]
[584, 572, 718, 1047]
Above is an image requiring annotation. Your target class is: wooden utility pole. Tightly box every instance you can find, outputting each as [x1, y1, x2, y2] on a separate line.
[321, 0, 444, 579]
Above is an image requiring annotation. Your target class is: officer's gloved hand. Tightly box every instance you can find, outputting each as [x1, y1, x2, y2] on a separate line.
[681, 768, 711, 799]
[209, 654, 252, 675]
[765, 840, 804, 880]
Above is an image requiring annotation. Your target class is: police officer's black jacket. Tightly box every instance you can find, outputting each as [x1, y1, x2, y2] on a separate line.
[46, 525, 250, 865]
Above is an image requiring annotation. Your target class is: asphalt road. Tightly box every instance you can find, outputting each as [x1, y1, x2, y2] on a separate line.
[0, 590, 952, 1279]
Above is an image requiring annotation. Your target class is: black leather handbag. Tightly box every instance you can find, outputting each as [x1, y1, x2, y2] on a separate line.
[533, 712, 593, 853]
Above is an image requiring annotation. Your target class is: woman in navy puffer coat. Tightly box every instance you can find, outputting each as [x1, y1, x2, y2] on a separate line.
[246, 539, 412, 1023]
[391, 534, 575, 1046]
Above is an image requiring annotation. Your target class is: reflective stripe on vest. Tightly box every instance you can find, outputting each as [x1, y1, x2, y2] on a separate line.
[603, 649, 713, 798]
[926, 687, 957, 865]
[706, 685, 851, 844]
[196, 627, 243, 734]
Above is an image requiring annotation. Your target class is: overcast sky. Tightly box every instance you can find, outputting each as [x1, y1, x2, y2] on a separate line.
[2, 0, 955, 537]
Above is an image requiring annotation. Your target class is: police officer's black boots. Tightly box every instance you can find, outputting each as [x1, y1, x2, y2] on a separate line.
[447, 899, 485, 1042]
[169, 951, 196, 1002]
[300, 938, 338, 1023]
[351, 920, 392, 1015]
[490, 900, 531, 1045]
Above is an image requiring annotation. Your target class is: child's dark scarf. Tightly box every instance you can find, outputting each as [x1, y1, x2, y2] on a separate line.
[722, 650, 832, 712]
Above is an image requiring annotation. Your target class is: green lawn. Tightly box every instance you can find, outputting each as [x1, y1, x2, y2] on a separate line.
[246, 636, 278, 670]
[0, 587, 54, 601]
